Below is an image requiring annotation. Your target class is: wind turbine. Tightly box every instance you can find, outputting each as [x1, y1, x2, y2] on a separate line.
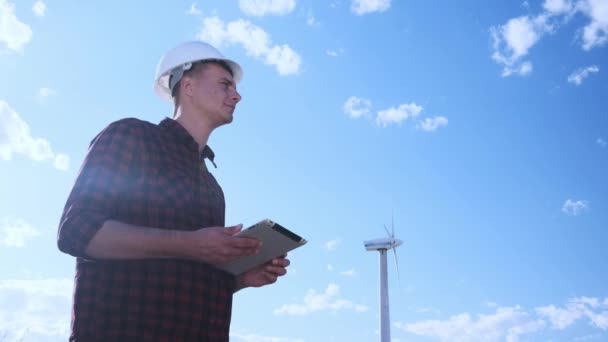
[364, 216, 403, 342]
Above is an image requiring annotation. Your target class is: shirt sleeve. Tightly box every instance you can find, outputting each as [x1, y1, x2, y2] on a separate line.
[57, 118, 145, 258]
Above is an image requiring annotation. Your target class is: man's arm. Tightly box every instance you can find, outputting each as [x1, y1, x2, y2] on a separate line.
[85, 220, 261, 264]
[57, 119, 142, 258]
[84, 220, 183, 259]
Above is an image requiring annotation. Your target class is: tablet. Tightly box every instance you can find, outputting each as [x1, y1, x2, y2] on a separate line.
[216, 219, 307, 275]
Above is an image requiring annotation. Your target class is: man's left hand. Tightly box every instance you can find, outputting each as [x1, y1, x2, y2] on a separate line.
[235, 254, 290, 291]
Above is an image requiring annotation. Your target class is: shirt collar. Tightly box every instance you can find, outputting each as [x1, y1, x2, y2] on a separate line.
[159, 117, 217, 168]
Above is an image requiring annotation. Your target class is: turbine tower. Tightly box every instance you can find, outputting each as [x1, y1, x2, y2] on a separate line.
[364, 217, 403, 342]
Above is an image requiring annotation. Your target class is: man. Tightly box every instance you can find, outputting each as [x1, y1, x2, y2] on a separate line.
[57, 41, 290, 341]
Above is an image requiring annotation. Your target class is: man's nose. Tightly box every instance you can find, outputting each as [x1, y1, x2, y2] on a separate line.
[230, 89, 241, 104]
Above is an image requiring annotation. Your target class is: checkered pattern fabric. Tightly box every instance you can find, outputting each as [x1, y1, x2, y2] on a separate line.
[58, 118, 234, 341]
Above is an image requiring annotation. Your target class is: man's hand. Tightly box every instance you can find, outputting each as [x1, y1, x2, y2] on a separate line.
[181, 224, 262, 265]
[235, 254, 290, 292]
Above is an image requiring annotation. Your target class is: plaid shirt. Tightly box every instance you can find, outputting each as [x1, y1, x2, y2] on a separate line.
[58, 118, 234, 341]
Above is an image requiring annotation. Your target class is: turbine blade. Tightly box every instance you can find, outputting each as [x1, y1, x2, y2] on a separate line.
[383, 224, 391, 238]
[392, 247, 402, 288]
[391, 213, 395, 238]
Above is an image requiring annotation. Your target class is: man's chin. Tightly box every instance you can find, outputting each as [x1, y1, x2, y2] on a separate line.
[221, 115, 234, 125]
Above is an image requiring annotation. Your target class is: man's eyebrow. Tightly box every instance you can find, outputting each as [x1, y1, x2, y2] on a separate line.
[220, 77, 235, 86]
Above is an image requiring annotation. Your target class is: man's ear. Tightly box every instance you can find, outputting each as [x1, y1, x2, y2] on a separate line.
[182, 76, 194, 97]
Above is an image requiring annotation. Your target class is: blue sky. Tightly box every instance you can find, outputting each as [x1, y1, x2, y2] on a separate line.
[1, 0, 607, 341]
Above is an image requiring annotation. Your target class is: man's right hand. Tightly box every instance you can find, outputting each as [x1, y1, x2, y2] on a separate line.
[181, 224, 262, 265]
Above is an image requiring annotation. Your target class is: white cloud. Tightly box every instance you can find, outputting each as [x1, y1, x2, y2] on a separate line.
[588, 311, 608, 330]
[199, 17, 227, 47]
[401, 297, 608, 341]
[325, 238, 342, 251]
[326, 48, 344, 57]
[561, 199, 590, 216]
[397, 306, 546, 342]
[501, 16, 544, 58]
[579, 0, 608, 50]
[575, 334, 603, 341]
[0, 0, 33, 52]
[186, 2, 202, 16]
[597, 137, 607, 147]
[273, 283, 368, 316]
[536, 304, 585, 329]
[568, 65, 599, 85]
[344, 98, 447, 131]
[544, 0, 574, 15]
[0, 278, 72, 341]
[0, 218, 40, 247]
[0, 100, 70, 170]
[343, 96, 372, 118]
[417, 116, 448, 132]
[197, 16, 302, 76]
[351, 0, 391, 15]
[38, 87, 57, 99]
[230, 333, 304, 342]
[339, 269, 357, 277]
[327, 264, 334, 272]
[491, 0, 608, 75]
[536, 297, 608, 330]
[518, 61, 534, 76]
[54, 153, 70, 171]
[32, 1, 45, 17]
[376, 103, 423, 127]
[307, 10, 320, 26]
[490, 15, 549, 77]
[239, 0, 296, 17]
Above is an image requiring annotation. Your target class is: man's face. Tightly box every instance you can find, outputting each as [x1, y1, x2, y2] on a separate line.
[188, 63, 241, 127]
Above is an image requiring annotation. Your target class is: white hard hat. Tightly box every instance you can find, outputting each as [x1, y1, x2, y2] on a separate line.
[154, 41, 243, 101]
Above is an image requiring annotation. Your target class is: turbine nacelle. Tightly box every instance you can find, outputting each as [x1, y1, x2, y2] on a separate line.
[364, 237, 403, 251]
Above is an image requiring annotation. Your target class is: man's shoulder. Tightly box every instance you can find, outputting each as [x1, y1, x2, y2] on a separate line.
[89, 118, 162, 147]
[105, 117, 157, 131]
[96, 117, 161, 137]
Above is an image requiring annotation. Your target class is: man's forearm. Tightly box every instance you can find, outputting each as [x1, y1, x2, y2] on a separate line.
[85, 220, 187, 260]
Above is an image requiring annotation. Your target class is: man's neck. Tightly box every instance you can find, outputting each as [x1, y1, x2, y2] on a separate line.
[173, 108, 213, 151]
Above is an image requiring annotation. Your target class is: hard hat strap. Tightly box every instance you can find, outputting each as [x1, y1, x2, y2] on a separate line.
[168, 62, 193, 95]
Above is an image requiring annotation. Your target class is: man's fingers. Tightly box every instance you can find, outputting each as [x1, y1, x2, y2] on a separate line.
[271, 258, 290, 267]
[224, 224, 243, 235]
[231, 236, 262, 249]
[265, 265, 287, 276]
[220, 246, 258, 259]
[264, 272, 278, 284]
[223, 242, 259, 258]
